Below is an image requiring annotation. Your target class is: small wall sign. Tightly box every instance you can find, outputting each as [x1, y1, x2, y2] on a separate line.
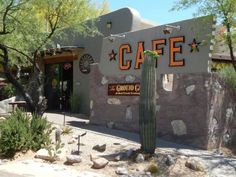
[108, 83, 140, 96]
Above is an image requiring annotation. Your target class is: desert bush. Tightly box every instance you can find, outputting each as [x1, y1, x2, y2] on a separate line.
[0, 109, 52, 157]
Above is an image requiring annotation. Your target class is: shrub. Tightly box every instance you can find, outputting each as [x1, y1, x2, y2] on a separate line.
[1, 84, 16, 99]
[220, 66, 236, 92]
[147, 163, 159, 174]
[0, 109, 52, 158]
[61, 126, 73, 135]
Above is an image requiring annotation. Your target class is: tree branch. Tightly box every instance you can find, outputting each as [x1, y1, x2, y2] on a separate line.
[1, 0, 14, 35]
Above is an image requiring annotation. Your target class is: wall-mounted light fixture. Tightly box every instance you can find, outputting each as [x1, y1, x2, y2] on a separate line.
[163, 25, 181, 34]
[106, 21, 112, 29]
[108, 34, 126, 42]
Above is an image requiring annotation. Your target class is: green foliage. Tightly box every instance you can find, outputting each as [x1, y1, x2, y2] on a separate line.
[144, 50, 159, 60]
[139, 52, 158, 154]
[61, 126, 73, 135]
[0, 109, 52, 157]
[69, 93, 79, 113]
[1, 84, 16, 99]
[29, 113, 53, 151]
[220, 66, 236, 92]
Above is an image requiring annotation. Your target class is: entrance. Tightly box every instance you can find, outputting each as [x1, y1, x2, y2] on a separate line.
[45, 62, 73, 111]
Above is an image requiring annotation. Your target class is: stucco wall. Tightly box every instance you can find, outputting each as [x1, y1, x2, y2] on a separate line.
[89, 65, 236, 149]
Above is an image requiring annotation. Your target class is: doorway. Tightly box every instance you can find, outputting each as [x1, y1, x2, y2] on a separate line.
[45, 62, 73, 111]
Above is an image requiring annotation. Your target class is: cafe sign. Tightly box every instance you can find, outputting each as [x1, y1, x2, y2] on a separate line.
[99, 15, 215, 76]
[108, 83, 140, 96]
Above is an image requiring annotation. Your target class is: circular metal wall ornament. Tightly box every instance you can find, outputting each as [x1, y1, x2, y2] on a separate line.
[79, 54, 94, 74]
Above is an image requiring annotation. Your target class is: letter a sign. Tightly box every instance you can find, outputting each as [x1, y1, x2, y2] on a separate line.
[99, 15, 215, 76]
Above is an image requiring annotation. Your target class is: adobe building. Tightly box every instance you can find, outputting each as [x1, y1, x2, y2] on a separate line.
[42, 8, 236, 149]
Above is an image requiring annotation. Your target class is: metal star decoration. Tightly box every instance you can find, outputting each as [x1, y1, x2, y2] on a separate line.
[188, 38, 201, 52]
[109, 50, 117, 61]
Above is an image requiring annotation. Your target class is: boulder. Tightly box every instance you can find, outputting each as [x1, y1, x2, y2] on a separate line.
[66, 155, 82, 164]
[165, 155, 175, 166]
[35, 148, 55, 161]
[92, 144, 106, 152]
[90, 155, 109, 169]
[68, 138, 77, 144]
[185, 158, 204, 171]
[135, 153, 145, 163]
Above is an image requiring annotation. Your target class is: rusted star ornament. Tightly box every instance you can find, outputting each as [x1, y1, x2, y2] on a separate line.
[109, 50, 117, 61]
[189, 38, 201, 52]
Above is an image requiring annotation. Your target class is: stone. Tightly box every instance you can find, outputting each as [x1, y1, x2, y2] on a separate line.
[165, 155, 175, 166]
[186, 85, 195, 95]
[35, 148, 55, 161]
[68, 138, 77, 144]
[185, 158, 204, 171]
[92, 144, 106, 152]
[66, 155, 82, 164]
[135, 153, 145, 163]
[125, 106, 132, 120]
[114, 153, 125, 161]
[101, 76, 108, 85]
[107, 98, 121, 105]
[116, 167, 129, 175]
[90, 100, 94, 109]
[90, 155, 109, 169]
[171, 120, 187, 136]
[107, 122, 114, 129]
[72, 134, 79, 139]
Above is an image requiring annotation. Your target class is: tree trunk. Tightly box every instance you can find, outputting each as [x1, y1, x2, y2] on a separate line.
[0, 44, 36, 114]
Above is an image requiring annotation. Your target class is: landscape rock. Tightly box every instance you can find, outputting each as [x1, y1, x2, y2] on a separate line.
[35, 148, 55, 161]
[135, 153, 145, 163]
[114, 153, 124, 161]
[68, 138, 77, 144]
[115, 167, 129, 175]
[66, 155, 82, 164]
[185, 158, 204, 171]
[92, 144, 106, 152]
[90, 155, 109, 169]
[165, 155, 175, 166]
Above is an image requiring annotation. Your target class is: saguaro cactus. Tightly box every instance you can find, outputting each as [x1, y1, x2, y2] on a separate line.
[139, 50, 158, 154]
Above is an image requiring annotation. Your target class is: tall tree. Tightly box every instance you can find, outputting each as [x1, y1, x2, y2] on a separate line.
[0, 0, 108, 115]
[172, 0, 236, 71]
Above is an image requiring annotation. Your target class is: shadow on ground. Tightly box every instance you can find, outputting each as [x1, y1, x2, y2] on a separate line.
[66, 120, 194, 150]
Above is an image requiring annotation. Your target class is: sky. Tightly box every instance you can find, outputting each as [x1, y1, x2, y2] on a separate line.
[99, 0, 199, 25]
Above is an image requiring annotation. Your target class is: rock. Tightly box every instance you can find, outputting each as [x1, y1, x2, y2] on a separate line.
[92, 144, 106, 152]
[165, 155, 175, 166]
[115, 167, 129, 175]
[35, 148, 55, 161]
[66, 155, 82, 164]
[186, 85, 195, 95]
[72, 135, 79, 139]
[68, 138, 77, 144]
[90, 155, 109, 169]
[135, 153, 145, 163]
[114, 153, 125, 161]
[107, 122, 114, 129]
[171, 120, 187, 136]
[107, 98, 121, 105]
[185, 158, 204, 171]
